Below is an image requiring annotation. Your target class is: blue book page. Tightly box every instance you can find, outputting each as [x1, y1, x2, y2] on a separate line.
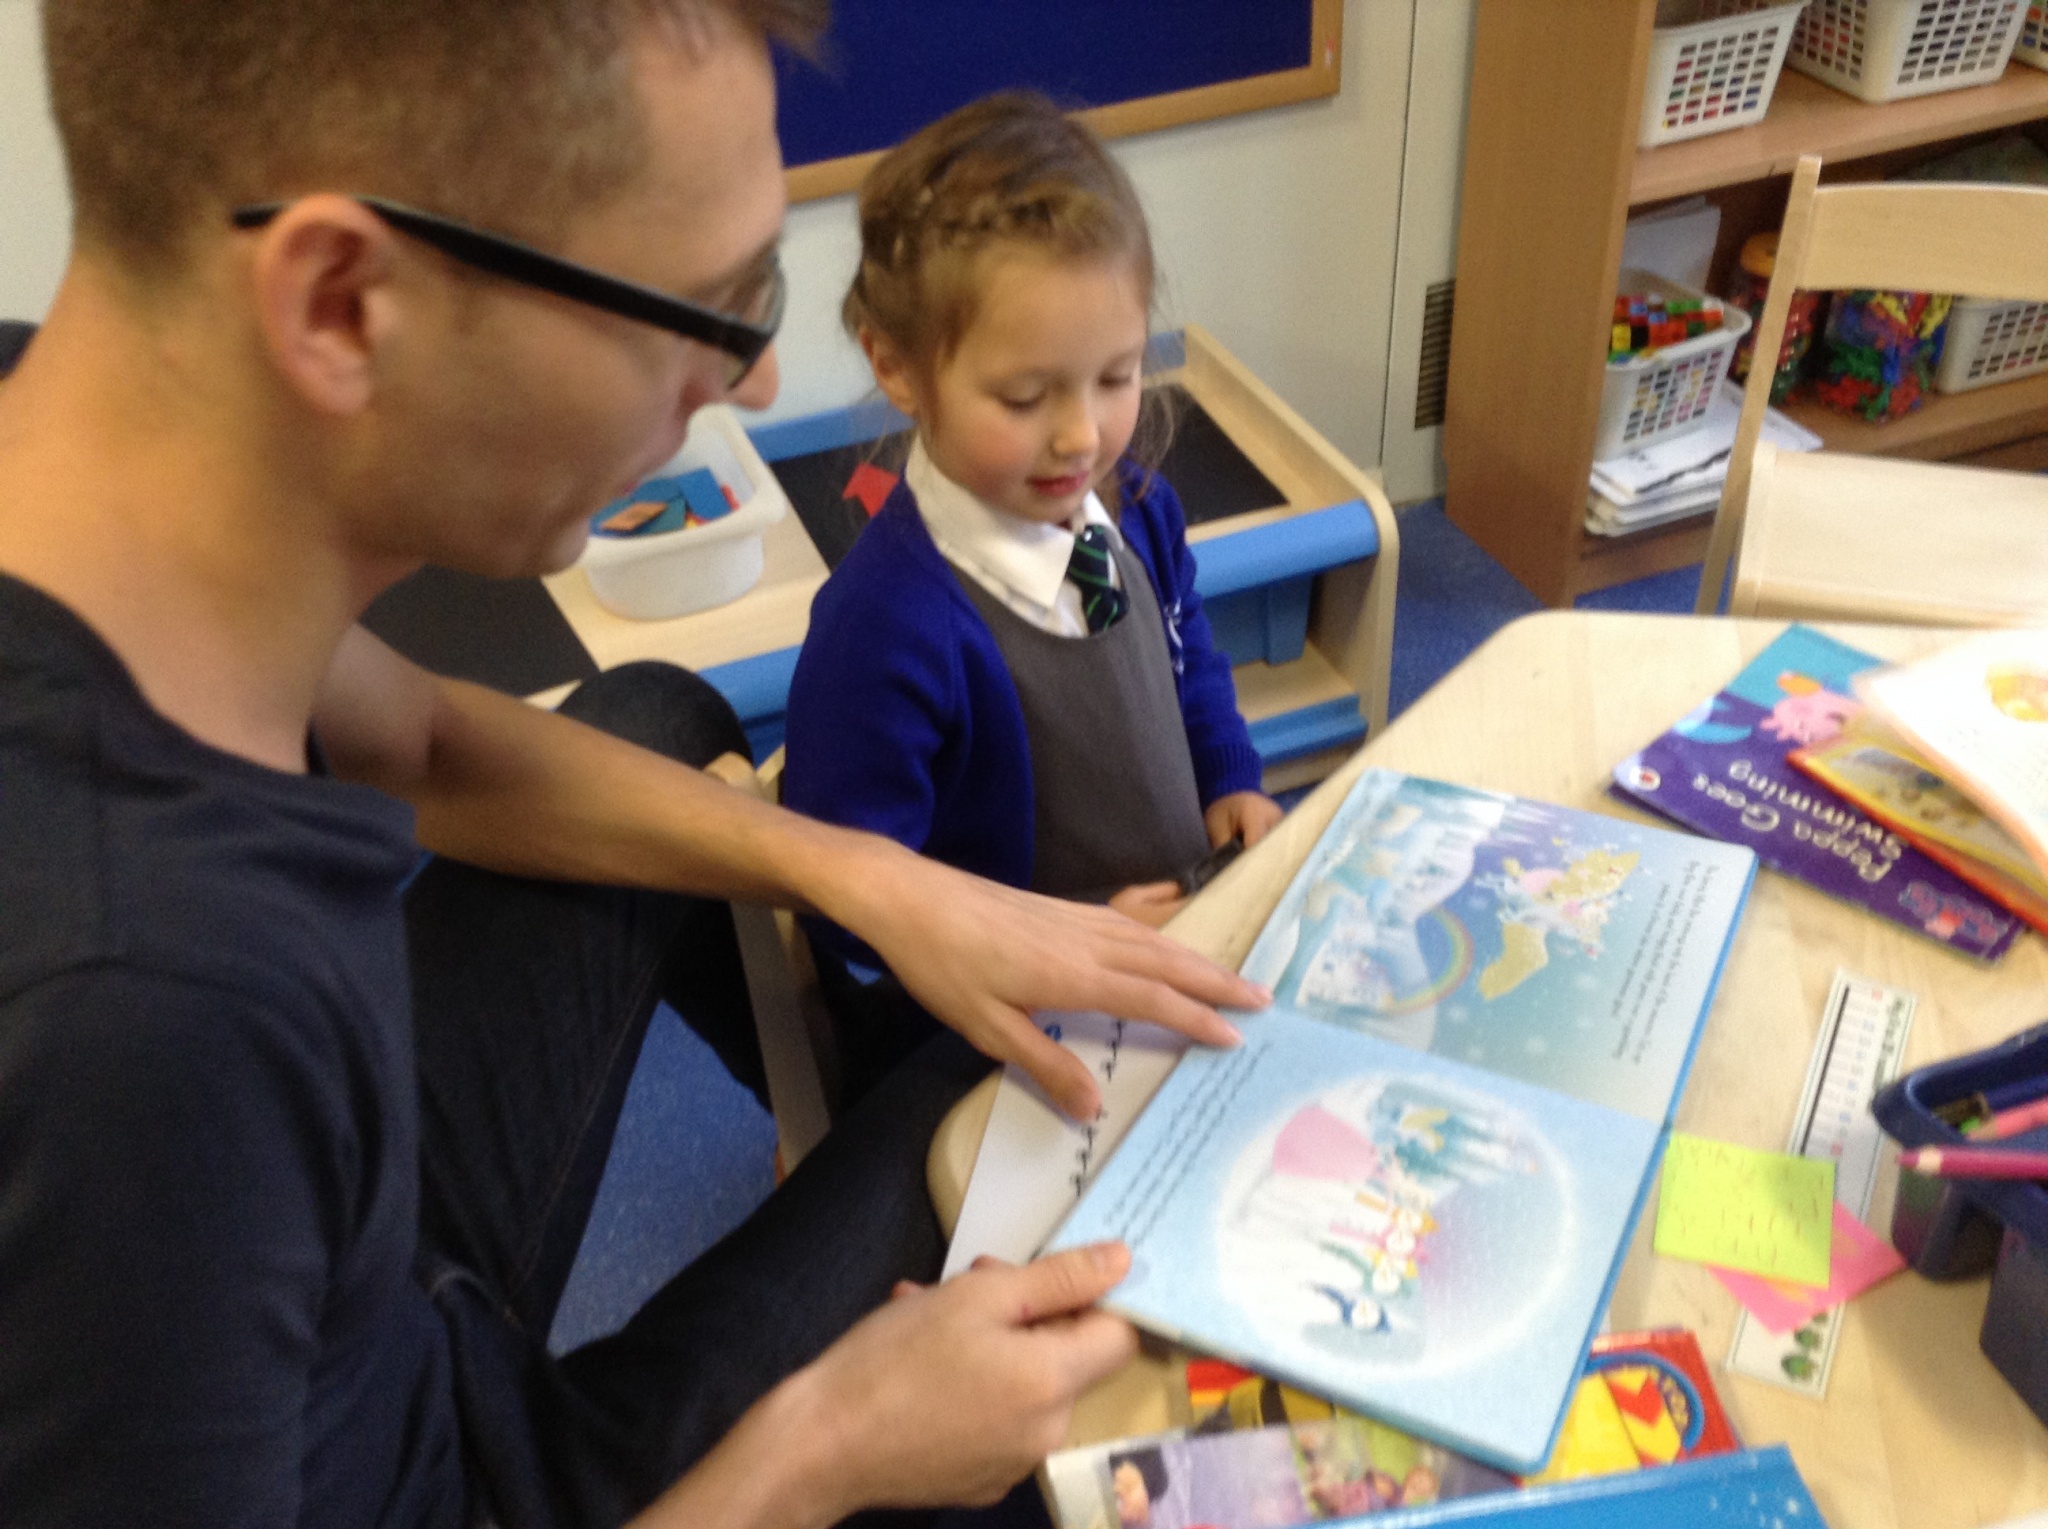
[1047, 1008, 1660, 1475]
[1239, 770, 1754, 1125]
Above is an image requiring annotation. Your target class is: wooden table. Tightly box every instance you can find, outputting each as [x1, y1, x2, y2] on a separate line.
[932, 609, 2048, 1529]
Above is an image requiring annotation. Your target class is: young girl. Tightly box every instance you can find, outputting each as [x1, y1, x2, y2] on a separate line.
[784, 93, 1280, 1088]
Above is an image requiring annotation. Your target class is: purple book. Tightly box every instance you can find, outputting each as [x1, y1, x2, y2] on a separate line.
[1612, 625, 2019, 962]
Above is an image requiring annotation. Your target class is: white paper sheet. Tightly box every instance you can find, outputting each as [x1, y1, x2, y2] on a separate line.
[940, 1011, 1186, 1279]
[1590, 383, 1823, 499]
[1621, 196, 1721, 293]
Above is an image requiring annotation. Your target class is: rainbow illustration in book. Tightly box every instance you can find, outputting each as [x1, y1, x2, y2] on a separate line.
[1244, 770, 1753, 1123]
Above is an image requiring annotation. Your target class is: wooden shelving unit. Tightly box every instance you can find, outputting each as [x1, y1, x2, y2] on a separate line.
[1445, 1, 2048, 607]
[1782, 368, 2048, 459]
[1629, 66, 2048, 203]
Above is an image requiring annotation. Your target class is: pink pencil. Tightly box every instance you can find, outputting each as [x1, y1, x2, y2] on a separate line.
[1898, 1145, 2048, 1180]
[1968, 1094, 2048, 1142]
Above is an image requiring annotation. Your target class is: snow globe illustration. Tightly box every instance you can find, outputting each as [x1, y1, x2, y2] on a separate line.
[1215, 1074, 1574, 1378]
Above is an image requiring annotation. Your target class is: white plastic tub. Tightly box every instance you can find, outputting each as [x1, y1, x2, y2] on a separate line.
[1933, 295, 2048, 392]
[1596, 270, 1752, 459]
[578, 404, 790, 620]
[1640, 0, 1809, 147]
[2016, 0, 2048, 67]
[1785, 0, 2028, 102]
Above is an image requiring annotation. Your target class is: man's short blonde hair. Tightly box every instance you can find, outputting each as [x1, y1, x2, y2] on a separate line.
[42, 0, 825, 275]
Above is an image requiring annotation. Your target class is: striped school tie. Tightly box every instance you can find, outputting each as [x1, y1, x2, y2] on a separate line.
[1066, 524, 1129, 634]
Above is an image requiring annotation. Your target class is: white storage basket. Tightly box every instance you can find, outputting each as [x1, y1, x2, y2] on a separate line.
[2017, 0, 2048, 67]
[1640, 0, 1809, 147]
[1596, 271, 1752, 459]
[1933, 295, 2048, 391]
[578, 404, 790, 620]
[1785, 0, 2028, 102]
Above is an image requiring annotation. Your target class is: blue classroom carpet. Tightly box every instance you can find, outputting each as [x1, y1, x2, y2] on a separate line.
[1388, 498, 1703, 718]
[551, 497, 1706, 1349]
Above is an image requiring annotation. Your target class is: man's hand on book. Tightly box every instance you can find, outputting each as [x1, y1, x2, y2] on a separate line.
[830, 843, 1260, 1119]
[630, 1246, 1137, 1529]
[798, 1244, 1139, 1520]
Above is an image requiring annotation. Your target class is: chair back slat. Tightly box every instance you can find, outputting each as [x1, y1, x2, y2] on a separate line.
[1800, 182, 2048, 304]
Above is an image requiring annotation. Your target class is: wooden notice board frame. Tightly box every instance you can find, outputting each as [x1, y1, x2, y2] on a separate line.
[783, 0, 1343, 203]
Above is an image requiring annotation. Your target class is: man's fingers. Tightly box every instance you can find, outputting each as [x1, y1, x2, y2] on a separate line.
[998, 1017, 1104, 1119]
[1041, 1308, 1142, 1394]
[1098, 924, 1269, 1015]
[1003, 1242, 1130, 1323]
[1080, 968, 1249, 1051]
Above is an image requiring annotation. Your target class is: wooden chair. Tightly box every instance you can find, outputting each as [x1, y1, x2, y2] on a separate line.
[1695, 155, 2048, 623]
[704, 746, 840, 1169]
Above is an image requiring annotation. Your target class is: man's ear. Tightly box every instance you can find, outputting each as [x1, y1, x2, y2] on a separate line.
[858, 326, 923, 420]
[245, 195, 404, 418]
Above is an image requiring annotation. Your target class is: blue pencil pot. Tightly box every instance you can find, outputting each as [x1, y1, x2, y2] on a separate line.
[1871, 1020, 2048, 1429]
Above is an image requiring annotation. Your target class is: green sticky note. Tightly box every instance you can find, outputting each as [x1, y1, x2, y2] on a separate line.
[1653, 1134, 1835, 1286]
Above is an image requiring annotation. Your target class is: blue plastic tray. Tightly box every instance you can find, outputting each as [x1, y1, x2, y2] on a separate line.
[1870, 1018, 2048, 1251]
[1871, 1021, 2048, 1429]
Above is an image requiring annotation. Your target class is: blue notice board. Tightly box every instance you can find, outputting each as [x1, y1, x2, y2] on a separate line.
[777, 0, 1338, 199]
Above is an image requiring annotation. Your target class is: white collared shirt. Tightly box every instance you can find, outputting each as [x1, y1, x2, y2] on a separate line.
[906, 439, 1122, 639]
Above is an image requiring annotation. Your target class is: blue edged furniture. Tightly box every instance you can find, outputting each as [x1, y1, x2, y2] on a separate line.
[541, 325, 1400, 795]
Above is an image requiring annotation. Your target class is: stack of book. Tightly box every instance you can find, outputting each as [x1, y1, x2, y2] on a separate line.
[1614, 624, 2048, 959]
[1612, 626, 2030, 962]
[942, 764, 1836, 1518]
[1040, 1330, 1752, 1529]
[1585, 383, 1821, 538]
[1793, 629, 2048, 937]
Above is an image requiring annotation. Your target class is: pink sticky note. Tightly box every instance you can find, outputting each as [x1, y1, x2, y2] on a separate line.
[1709, 1202, 1905, 1334]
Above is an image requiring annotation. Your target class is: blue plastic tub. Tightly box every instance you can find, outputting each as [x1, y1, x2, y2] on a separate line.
[1870, 1019, 2048, 1428]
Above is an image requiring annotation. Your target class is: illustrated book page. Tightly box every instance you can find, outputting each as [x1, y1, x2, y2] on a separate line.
[945, 767, 1753, 1273]
[1046, 1006, 1662, 1474]
[1790, 716, 2048, 932]
[1858, 627, 2048, 883]
[1040, 1413, 1513, 1529]
[1238, 769, 1754, 1125]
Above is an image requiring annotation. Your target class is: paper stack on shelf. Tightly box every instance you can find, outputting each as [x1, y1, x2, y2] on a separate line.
[1585, 383, 1822, 538]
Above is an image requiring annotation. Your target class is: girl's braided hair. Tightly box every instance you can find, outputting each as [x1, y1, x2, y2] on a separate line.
[844, 92, 1175, 492]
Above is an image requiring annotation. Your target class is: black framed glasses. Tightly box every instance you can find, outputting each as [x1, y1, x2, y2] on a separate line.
[231, 195, 783, 388]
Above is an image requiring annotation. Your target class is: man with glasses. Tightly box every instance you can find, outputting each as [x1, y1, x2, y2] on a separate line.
[0, 3, 1263, 1526]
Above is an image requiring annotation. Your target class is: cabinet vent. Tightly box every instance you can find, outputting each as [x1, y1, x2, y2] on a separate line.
[1413, 278, 1455, 430]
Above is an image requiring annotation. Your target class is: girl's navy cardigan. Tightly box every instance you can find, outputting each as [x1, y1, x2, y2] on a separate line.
[782, 462, 1262, 907]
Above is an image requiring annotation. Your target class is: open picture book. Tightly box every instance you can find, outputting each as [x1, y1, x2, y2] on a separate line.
[952, 769, 1754, 1474]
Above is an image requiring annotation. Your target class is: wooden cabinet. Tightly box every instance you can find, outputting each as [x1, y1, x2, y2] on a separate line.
[1444, 1, 2048, 607]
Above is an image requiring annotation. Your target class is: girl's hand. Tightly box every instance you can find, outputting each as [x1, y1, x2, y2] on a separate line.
[1204, 791, 1284, 850]
[1107, 880, 1187, 929]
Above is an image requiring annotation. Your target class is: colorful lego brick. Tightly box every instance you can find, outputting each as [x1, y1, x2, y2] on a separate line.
[598, 498, 670, 535]
[676, 466, 733, 525]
